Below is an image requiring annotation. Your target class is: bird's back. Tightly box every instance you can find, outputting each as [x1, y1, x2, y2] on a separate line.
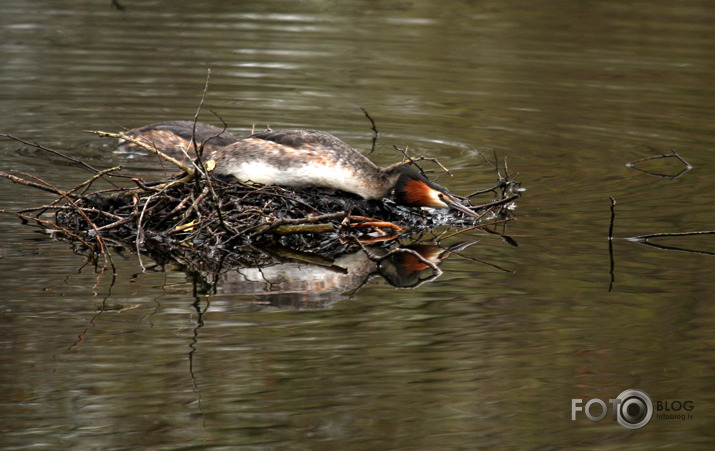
[212, 129, 399, 199]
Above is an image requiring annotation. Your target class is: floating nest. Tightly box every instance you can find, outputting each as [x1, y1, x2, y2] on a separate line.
[1, 129, 521, 280]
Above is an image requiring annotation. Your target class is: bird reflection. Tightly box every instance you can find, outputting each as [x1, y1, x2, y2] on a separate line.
[208, 241, 480, 310]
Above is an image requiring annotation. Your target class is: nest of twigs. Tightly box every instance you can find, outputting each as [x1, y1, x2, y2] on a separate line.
[1, 130, 520, 275]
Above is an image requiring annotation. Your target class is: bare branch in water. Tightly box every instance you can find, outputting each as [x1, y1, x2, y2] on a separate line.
[626, 149, 692, 178]
[0, 133, 126, 186]
[608, 197, 616, 291]
[627, 230, 715, 255]
[360, 107, 379, 155]
[0, 170, 67, 196]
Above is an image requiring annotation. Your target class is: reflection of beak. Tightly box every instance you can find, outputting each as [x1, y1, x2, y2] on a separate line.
[440, 193, 480, 218]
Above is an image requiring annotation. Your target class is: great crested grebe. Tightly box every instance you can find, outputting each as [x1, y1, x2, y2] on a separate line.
[119, 120, 238, 155]
[210, 129, 478, 217]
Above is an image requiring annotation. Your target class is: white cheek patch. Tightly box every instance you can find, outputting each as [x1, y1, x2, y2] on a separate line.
[429, 190, 449, 208]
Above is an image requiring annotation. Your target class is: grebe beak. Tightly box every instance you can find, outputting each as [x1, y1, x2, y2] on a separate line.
[436, 191, 480, 218]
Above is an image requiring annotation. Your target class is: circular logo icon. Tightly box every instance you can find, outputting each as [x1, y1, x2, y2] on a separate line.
[616, 389, 653, 429]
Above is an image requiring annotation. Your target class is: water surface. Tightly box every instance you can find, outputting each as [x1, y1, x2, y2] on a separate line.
[2, 1, 714, 448]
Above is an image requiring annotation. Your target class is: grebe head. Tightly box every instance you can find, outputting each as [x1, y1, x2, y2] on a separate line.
[393, 165, 479, 217]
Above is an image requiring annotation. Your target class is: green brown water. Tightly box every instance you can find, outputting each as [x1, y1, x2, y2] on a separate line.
[1, 1, 714, 448]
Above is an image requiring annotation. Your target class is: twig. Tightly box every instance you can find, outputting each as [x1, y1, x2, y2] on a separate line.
[625, 230, 715, 256]
[85, 130, 193, 175]
[493, 150, 503, 181]
[627, 149, 692, 168]
[191, 68, 212, 160]
[360, 107, 379, 155]
[131, 178, 162, 192]
[95, 215, 135, 232]
[178, 186, 210, 227]
[274, 211, 348, 227]
[185, 69, 235, 235]
[608, 197, 616, 292]
[448, 249, 514, 273]
[0, 134, 125, 186]
[608, 197, 616, 241]
[467, 181, 508, 198]
[392, 146, 453, 177]
[475, 151, 497, 170]
[355, 239, 443, 287]
[469, 194, 519, 210]
[435, 208, 494, 241]
[68, 166, 123, 197]
[417, 156, 453, 177]
[393, 145, 421, 173]
[135, 191, 161, 271]
[360, 107, 379, 136]
[271, 223, 336, 235]
[626, 150, 692, 178]
[437, 217, 515, 241]
[7, 171, 113, 270]
[628, 230, 715, 241]
[249, 211, 348, 238]
[480, 227, 519, 247]
[103, 172, 194, 201]
[154, 190, 196, 229]
[0, 171, 65, 196]
[0, 210, 96, 251]
[39, 176, 115, 271]
[32, 165, 125, 219]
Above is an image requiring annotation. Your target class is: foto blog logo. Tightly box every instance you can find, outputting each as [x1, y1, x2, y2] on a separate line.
[571, 389, 695, 429]
[571, 389, 653, 429]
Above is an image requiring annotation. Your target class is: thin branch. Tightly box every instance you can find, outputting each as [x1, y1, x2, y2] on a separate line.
[448, 248, 514, 273]
[626, 230, 715, 256]
[32, 174, 115, 272]
[0, 210, 96, 251]
[363, 243, 435, 267]
[628, 230, 715, 241]
[248, 211, 347, 239]
[392, 146, 453, 177]
[360, 107, 379, 155]
[191, 68, 211, 160]
[469, 194, 519, 210]
[360, 107, 379, 136]
[111, 0, 125, 11]
[0, 134, 125, 186]
[628, 240, 715, 256]
[68, 166, 123, 198]
[356, 239, 443, 284]
[608, 197, 616, 241]
[184, 69, 235, 236]
[84, 130, 193, 175]
[466, 181, 507, 198]
[626, 150, 692, 178]
[608, 197, 616, 292]
[436, 217, 516, 241]
[135, 191, 161, 271]
[0, 171, 65, 196]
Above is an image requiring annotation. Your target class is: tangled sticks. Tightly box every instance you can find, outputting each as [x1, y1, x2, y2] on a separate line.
[0, 129, 519, 274]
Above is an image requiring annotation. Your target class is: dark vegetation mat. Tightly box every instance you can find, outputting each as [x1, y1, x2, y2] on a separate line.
[0, 128, 521, 280]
